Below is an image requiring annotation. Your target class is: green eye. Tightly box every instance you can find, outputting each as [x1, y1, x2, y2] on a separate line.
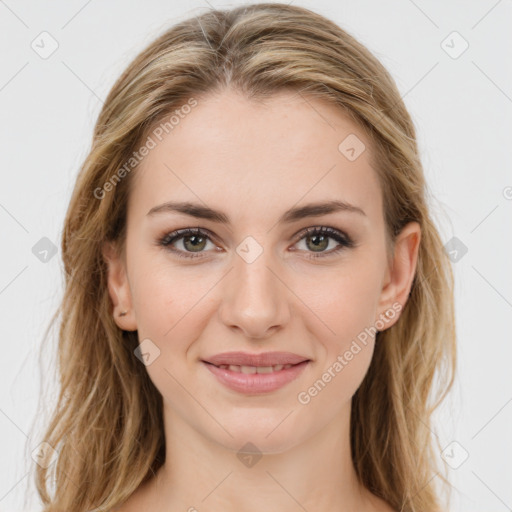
[293, 226, 355, 259]
[159, 227, 215, 259]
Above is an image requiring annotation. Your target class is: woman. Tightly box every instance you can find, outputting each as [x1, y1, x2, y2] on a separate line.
[33, 3, 456, 511]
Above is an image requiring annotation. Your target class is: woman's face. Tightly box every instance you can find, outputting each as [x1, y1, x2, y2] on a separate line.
[105, 88, 420, 453]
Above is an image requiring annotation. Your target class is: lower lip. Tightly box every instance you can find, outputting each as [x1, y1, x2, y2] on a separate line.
[202, 361, 310, 394]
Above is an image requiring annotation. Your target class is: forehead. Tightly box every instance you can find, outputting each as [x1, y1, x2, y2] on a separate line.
[130, 89, 383, 225]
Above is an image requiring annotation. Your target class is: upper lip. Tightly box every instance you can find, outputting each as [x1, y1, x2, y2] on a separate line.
[203, 351, 310, 367]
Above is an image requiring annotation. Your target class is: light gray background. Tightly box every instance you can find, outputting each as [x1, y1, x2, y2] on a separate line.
[1, 1, 511, 511]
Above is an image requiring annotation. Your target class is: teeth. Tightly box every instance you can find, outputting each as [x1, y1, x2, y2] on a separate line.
[256, 366, 273, 374]
[216, 363, 297, 373]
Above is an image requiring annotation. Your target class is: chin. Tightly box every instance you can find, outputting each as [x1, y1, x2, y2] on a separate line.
[217, 431, 302, 456]
[205, 410, 309, 455]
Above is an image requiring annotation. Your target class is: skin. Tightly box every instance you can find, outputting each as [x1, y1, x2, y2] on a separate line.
[104, 88, 420, 512]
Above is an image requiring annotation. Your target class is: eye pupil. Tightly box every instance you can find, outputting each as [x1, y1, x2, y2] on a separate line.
[184, 235, 207, 252]
[307, 234, 328, 252]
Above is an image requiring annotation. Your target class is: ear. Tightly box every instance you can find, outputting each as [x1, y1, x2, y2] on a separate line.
[376, 222, 421, 331]
[102, 241, 137, 331]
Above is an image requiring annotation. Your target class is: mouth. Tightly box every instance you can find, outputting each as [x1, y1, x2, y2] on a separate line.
[201, 353, 311, 394]
[202, 350, 310, 368]
[202, 361, 303, 373]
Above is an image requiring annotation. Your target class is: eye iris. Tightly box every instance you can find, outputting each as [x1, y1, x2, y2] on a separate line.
[183, 235, 207, 252]
[306, 234, 328, 252]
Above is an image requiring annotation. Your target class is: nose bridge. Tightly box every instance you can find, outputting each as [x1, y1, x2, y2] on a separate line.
[218, 239, 290, 338]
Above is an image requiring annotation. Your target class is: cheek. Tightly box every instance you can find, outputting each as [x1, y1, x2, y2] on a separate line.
[298, 252, 385, 394]
[128, 259, 214, 400]
[128, 251, 219, 355]
[305, 257, 384, 348]
[296, 270, 381, 414]
[130, 264, 176, 337]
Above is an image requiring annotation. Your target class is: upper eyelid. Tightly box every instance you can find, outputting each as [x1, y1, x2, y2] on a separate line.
[161, 227, 218, 245]
[295, 225, 349, 239]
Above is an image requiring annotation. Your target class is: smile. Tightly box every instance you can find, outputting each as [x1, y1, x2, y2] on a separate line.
[212, 363, 295, 373]
[203, 360, 309, 394]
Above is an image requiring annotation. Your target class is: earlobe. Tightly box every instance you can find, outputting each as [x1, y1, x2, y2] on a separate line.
[102, 241, 137, 331]
[377, 222, 421, 330]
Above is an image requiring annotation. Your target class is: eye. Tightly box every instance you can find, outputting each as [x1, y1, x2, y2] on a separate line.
[158, 225, 355, 260]
[292, 226, 355, 259]
[158, 227, 218, 259]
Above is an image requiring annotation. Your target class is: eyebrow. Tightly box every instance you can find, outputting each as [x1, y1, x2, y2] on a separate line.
[147, 199, 366, 224]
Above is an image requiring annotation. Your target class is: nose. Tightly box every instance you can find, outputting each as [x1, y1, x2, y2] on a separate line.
[218, 247, 291, 340]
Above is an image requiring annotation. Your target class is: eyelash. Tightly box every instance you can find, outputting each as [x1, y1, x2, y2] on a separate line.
[158, 226, 355, 260]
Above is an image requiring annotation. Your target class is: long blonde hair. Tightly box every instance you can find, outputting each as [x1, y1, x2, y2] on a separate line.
[31, 3, 456, 511]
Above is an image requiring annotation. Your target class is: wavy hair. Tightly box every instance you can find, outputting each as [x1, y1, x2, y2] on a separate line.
[31, 3, 456, 511]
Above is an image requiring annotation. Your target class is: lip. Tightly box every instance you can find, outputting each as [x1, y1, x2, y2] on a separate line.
[203, 351, 310, 367]
[203, 360, 309, 394]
